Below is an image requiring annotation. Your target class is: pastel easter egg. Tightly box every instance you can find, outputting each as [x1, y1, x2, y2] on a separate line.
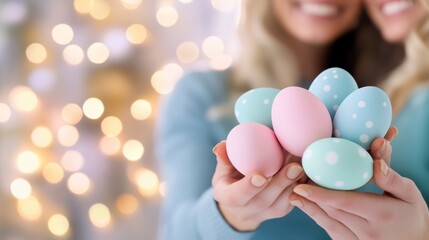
[333, 86, 392, 149]
[272, 86, 332, 157]
[235, 88, 280, 128]
[226, 122, 284, 177]
[309, 67, 358, 120]
[302, 138, 373, 190]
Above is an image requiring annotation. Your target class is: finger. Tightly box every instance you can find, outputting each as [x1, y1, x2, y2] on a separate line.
[318, 204, 368, 235]
[212, 141, 243, 184]
[384, 126, 398, 142]
[254, 163, 304, 207]
[261, 185, 296, 219]
[370, 138, 392, 165]
[373, 159, 421, 203]
[289, 194, 358, 240]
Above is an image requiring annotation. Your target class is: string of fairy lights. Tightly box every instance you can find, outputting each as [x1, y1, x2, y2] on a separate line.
[0, 0, 240, 238]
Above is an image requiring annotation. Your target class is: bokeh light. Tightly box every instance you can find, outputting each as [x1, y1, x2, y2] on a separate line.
[0, 102, 11, 122]
[211, 0, 238, 12]
[126, 24, 148, 44]
[63, 44, 85, 65]
[135, 168, 159, 197]
[202, 36, 225, 58]
[99, 136, 122, 156]
[122, 139, 144, 161]
[151, 70, 178, 95]
[48, 214, 69, 236]
[130, 99, 152, 120]
[17, 196, 43, 221]
[10, 178, 32, 199]
[89, 203, 111, 228]
[67, 172, 90, 195]
[57, 125, 80, 147]
[61, 150, 84, 172]
[73, 0, 93, 14]
[26, 43, 47, 64]
[43, 162, 65, 184]
[31, 126, 54, 148]
[16, 151, 41, 174]
[82, 98, 104, 119]
[9, 85, 39, 112]
[176, 41, 199, 64]
[210, 54, 233, 70]
[101, 116, 123, 137]
[116, 194, 138, 215]
[89, 0, 111, 20]
[87, 42, 109, 64]
[156, 6, 179, 27]
[62, 103, 84, 125]
[52, 24, 74, 45]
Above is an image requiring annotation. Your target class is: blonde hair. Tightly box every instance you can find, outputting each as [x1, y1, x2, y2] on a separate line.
[382, 1, 429, 114]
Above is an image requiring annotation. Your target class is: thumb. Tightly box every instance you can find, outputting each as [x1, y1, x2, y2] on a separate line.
[373, 159, 418, 202]
[213, 140, 233, 166]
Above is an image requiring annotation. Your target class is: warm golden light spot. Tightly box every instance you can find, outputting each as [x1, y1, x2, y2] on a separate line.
[61, 150, 84, 172]
[82, 98, 104, 119]
[162, 63, 183, 79]
[62, 103, 83, 125]
[67, 172, 90, 195]
[63, 44, 84, 65]
[26, 43, 47, 64]
[211, 0, 238, 12]
[89, 203, 111, 228]
[151, 70, 177, 95]
[17, 196, 42, 221]
[87, 42, 109, 64]
[156, 6, 178, 27]
[176, 41, 199, 64]
[116, 194, 138, 215]
[136, 168, 159, 197]
[210, 54, 233, 70]
[122, 139, 144, 161]
[89, 0, 111, 20]
[52, 24, 74, 45]
[202, 36, 224, 59]
[126, 24, 147, 44]
[0, 103, 11, 122]
[48, 214, 69, 236]
[121, 0, 143, 10]
[16, 151, 41, 174]
[99, 136, 121, 156]
[43, 162, 64, 184]
[10, 178, 32, 199]
[130, 99, 152, 120]
[101, 116, 123, 137]
[31, 126, 53, 148]
[57, 125, 79, 147]
[74, 0, 94, 14]
[9, 85, 38, 112]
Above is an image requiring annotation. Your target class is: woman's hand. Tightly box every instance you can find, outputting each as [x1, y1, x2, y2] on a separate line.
[212, 141, 305, 232]
[289, 160, 429, 239]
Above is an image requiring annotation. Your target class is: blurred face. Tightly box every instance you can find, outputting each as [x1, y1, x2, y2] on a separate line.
[272, 0, 362, 45]
[364, 0, 428, 43]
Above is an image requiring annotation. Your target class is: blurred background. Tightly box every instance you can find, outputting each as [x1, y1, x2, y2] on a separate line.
[0, 0, 240, 239]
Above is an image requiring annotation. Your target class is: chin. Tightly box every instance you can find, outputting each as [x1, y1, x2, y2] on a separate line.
[382, 31, 406, 43]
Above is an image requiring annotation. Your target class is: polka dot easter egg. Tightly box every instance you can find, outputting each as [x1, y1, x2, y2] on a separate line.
[309, 67, 358, 120]
[302, 138, 373, 190]
[235, 88, 280, 128]
[333, 86, 392, 150]
[226, 122, 284, 177]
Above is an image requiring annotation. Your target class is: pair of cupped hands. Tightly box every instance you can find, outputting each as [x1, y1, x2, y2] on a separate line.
[211, 126, 429, 239]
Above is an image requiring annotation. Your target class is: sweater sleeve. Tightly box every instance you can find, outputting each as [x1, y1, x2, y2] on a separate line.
[155, 71, 254, 240]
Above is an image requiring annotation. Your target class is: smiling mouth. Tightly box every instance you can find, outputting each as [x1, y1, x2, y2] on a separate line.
[298, 2, 342, 17]
[381, 0, 415, 16]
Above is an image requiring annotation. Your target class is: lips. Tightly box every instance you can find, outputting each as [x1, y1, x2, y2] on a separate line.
[298, 2, 341, 17]
[381, 0, 414, 16]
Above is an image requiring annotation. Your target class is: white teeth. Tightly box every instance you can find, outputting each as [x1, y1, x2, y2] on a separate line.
[300, 3, 338, 17]
[382, 0, 413, 15]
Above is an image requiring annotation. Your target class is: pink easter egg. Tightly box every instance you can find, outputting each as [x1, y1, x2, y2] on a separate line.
[272, 86, 332, 157]
[226, 122, 284, 177]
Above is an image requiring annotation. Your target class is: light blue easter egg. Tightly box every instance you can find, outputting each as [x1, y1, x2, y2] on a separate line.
[302, 138, 373, 191]
[235, 88, 280, 128]
[309, 67, 358, 120]
[333, 86, 392, 149]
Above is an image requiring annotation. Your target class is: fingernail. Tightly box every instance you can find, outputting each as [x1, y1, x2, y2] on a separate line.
[212, 141, 223, 154]
[251, 175, 267, 187]
[293, 187, 310, 198]
[286, 165, 303, 180]
[290, 199, 303, 207]
[377, 139, 387, 157]
[380, 159, 389, 175]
